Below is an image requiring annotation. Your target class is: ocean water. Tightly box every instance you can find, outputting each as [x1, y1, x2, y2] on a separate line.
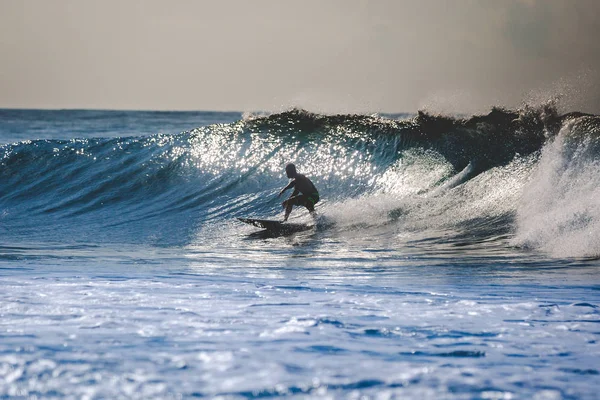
[0, 107, 599, 399]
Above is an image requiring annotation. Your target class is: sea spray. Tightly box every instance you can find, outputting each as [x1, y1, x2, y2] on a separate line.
[513, 116, 600, 258]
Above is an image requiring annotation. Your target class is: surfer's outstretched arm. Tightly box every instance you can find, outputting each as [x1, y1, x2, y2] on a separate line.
[278, 180, 295, 197]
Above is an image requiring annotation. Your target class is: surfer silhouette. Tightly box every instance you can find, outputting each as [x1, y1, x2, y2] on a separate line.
[278, 163, 319, 222]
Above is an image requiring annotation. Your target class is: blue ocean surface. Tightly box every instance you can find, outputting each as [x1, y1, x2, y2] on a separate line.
[1, 108, 599, 399]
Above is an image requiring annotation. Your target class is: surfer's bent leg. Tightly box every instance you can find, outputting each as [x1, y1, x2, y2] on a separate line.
[283, 200, 293, 221]
[305, 193, 319, 217]
[283, 196, 298, 221]
[283, 195, 307, 222]
[283, 194, 318, 222]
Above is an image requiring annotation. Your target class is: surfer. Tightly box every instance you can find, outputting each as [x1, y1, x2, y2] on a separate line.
[278, 163, 319, 222]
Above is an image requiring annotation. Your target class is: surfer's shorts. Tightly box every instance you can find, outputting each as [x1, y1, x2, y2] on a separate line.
[287, 193, 320, 212]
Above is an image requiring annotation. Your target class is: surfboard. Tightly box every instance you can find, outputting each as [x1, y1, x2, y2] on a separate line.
[237, 218, 312, 235]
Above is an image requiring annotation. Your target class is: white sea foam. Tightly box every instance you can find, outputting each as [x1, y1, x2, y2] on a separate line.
[0, 271, 598, 399]
[320, 152, 534, 240]
[513, 118, 600, 258]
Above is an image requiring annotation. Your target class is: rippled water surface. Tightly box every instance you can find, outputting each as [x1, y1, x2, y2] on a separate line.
[1, 109, 599, 398]
[1, 238, 599, 399]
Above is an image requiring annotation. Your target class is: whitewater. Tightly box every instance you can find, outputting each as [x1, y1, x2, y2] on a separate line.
[0, 107, 599, 399]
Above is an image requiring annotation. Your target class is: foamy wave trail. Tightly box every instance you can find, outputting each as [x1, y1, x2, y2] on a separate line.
[1, 106, 598, 257]
[512, 115, 600, 258]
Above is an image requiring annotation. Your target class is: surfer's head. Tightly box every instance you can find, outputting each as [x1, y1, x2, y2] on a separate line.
[285, 163, 297, 178]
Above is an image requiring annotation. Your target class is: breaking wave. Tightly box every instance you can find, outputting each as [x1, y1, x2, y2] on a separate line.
[1, 106, 598, 257]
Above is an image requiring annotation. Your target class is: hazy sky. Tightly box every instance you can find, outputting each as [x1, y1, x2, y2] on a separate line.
[1, 0, 599, 114]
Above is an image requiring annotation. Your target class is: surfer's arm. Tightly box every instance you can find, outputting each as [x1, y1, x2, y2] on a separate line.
[278, 180, 296, 197]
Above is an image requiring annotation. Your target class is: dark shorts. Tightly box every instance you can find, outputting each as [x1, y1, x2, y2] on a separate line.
[287, 193, 320, 212]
